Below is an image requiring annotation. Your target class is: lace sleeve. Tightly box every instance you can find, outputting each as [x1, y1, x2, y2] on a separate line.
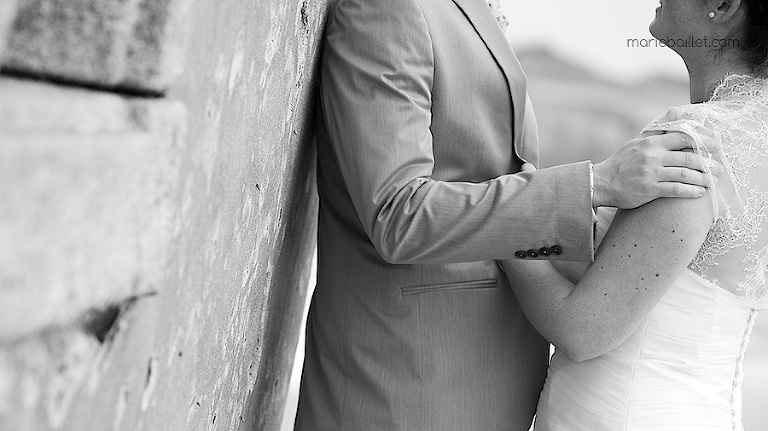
[641, 105, 742, 222]
[640, 78, 768, 309]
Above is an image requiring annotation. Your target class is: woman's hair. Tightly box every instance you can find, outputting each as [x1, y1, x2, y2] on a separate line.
[739, 0, 768, 74]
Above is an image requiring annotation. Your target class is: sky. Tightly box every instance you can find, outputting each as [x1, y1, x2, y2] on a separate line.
[501, 0, 689, 82]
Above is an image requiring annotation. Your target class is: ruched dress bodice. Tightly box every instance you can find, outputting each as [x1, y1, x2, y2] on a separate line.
[536, 269, 757, 430]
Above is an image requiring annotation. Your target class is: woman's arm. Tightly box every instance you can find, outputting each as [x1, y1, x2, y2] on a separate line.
[501, 191, 714, 362]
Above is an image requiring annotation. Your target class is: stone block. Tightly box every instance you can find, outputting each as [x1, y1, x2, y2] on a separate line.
[0, 0, 327, 428]
[0, 77, 186, 341]
[123, 0, 189, 91]
[1, 0, 190, 94]
[0, 0, 18, 58]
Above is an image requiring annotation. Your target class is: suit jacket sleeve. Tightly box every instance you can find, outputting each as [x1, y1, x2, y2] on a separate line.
[320, 0, 595, 264]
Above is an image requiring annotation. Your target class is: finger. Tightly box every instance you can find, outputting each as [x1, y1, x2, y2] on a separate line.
[708, 159, 726, 177]
[697, 135, 723, 156]
[663, 150, 705, 171]
[521, 162, 536, 172]
[656, 182, 706, 198]
[658, 167, 716, 188]
[658, 132, 695, 151]
[664, 150, 727, 180]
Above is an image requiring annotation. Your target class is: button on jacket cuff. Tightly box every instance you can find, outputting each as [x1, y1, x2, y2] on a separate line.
[502, 161, 595, 262]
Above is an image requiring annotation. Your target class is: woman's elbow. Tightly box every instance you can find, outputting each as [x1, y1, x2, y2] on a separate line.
[558, 343, 601, 363]
[554, 327, 615, 363]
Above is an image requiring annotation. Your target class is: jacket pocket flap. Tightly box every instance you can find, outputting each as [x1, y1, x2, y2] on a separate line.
[401, 279, 497, 296]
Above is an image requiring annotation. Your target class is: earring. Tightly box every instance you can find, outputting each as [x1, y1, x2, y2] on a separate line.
[708, 11, 716, 18]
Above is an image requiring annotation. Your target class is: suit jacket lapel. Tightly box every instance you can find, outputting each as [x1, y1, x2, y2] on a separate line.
[450, 0, 528, 162]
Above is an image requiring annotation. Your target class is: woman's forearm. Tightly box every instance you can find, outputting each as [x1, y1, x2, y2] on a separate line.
[502, 192, 715, 362]
[500, 259, 627, 362]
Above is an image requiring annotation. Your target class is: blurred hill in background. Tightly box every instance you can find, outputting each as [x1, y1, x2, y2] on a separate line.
[516, 47, 690, 167]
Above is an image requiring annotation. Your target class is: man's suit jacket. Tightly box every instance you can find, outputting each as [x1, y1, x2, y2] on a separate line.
[296, 0, 595, 429]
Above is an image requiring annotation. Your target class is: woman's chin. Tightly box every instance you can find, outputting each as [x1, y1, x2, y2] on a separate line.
[648, 22, 662, 40]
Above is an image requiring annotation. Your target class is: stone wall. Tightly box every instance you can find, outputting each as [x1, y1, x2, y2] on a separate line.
[0, 0, 326, 429]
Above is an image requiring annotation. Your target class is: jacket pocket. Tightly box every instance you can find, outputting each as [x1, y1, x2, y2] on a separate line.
[400, 279, 498, 296]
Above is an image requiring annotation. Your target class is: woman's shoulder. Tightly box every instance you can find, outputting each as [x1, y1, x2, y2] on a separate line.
[644, 75, 768, 133]
[710, 73, 768, 103]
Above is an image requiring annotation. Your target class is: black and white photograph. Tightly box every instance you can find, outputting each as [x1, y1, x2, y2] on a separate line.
[1, 0, 767, 430]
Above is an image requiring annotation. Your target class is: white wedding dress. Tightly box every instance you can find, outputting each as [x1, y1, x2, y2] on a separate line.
[536, 75, 768, 431]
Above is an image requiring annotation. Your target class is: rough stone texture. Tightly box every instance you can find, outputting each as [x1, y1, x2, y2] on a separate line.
[0, 0, 327, 429]
[0, 78, 186, 342]
[0, 328, 103, 429]
[0, 0, 18, 57]
[1, 0, 190, 94]
[144, 0, 327, 426]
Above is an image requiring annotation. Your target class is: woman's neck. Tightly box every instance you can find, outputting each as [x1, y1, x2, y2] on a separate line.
[685, 54, 751, 103]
